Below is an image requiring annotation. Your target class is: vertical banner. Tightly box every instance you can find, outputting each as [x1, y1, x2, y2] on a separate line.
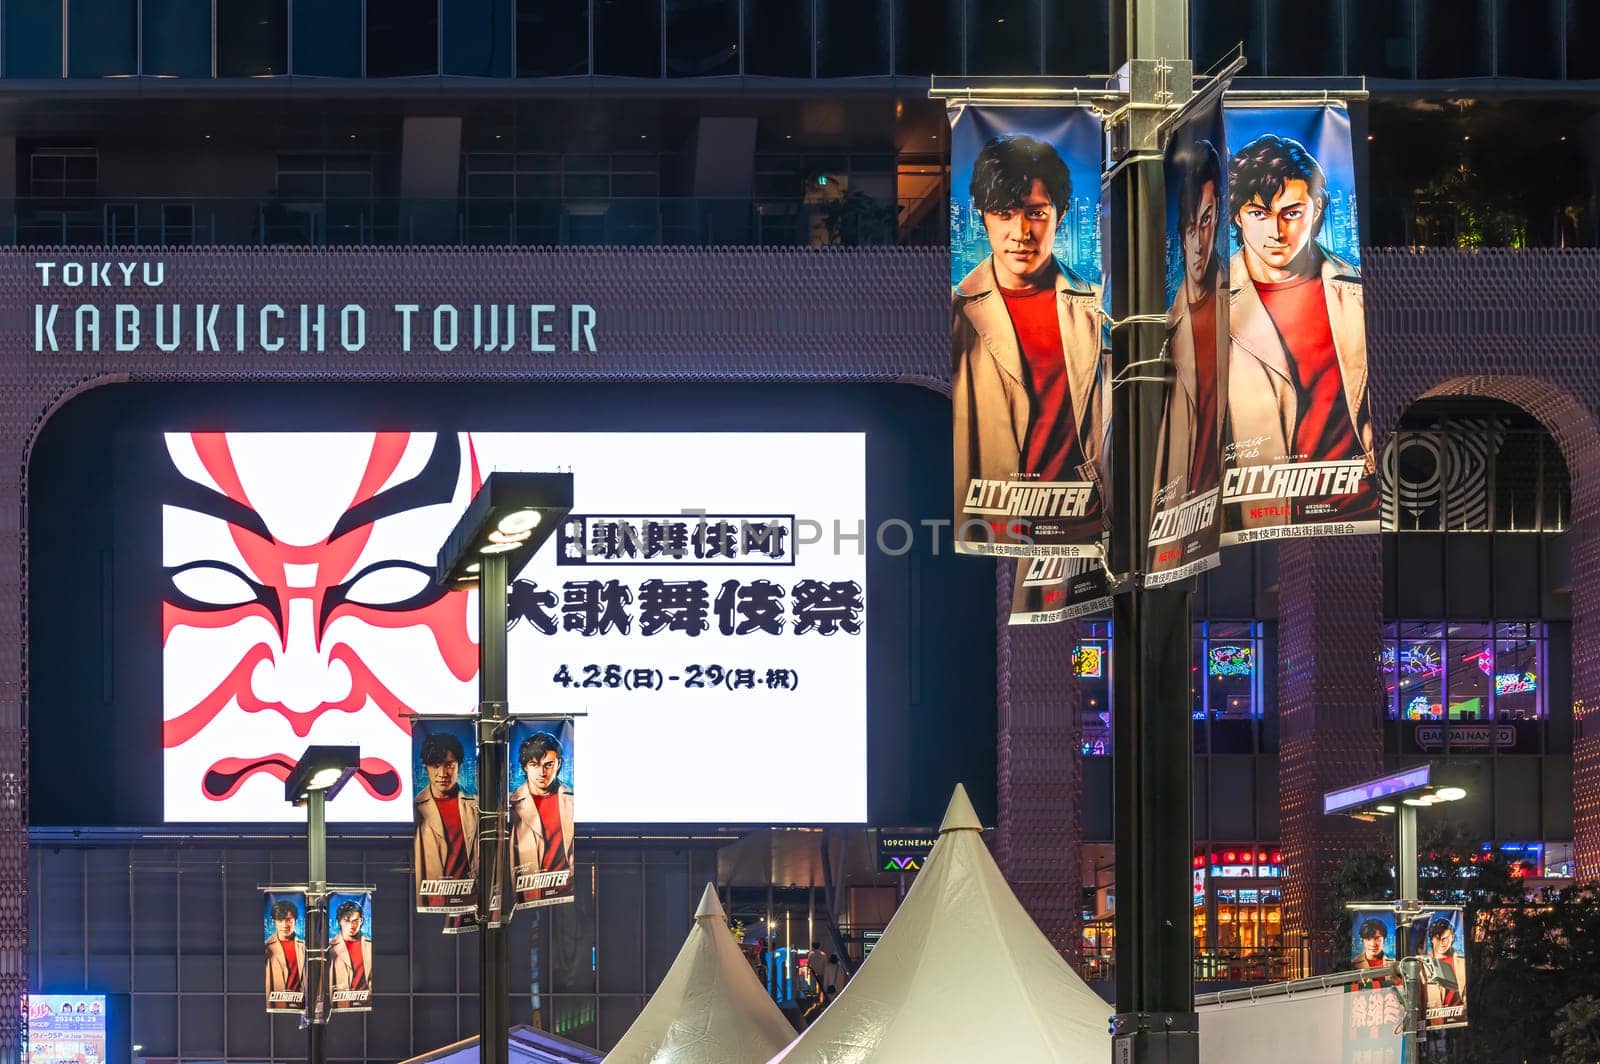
[1348, 907, 1406, 986]
[261, 889, 308, 1013]
[1147, 92, 1229, 584]
[412, 716, 481, 914]
[1408, 907, 1468, 1030]
[1220, 105, 1378, 543]
[1008, 556, 1111, 625]
[326, 890, 374, 1013]
[509, 718, 577, 910]
[950, 105, 1109, 561]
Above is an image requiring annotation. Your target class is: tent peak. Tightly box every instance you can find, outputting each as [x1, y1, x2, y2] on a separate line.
[693, 882, 726, 921]
[939, 783, 984, 833]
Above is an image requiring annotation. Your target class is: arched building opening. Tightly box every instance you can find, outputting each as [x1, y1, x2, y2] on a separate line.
[1380, 395, 1575, 882]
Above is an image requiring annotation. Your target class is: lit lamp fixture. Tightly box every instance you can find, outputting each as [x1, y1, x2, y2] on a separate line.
[435, 472, 573, 587]
[285, 745, 361, 804]
[1323, 764, 1467, 906]
[284, 744, 361, 1064]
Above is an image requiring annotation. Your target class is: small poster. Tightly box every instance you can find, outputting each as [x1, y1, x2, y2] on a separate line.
[509, 718, 577, 911]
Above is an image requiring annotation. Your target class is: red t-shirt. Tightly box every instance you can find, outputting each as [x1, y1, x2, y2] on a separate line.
[436, 795, 469, 878]
[1254, 275, 1355, 463]
[998, 284, 1083, 481]
[346, 939, 366, 988]
[534, 791, 568, 872]
[1186, 292, 1220, 490]
[283, 940, 301, 990]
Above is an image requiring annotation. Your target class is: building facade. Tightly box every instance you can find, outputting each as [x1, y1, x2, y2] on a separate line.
[4, 1, 1600, 1061]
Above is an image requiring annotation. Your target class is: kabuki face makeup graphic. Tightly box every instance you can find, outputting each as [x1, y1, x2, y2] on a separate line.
[162, 432, 480, 821]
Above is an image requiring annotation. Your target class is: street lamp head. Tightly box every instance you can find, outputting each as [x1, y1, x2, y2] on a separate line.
[435, 472, 573, 587]
[285, 745, 361, 804]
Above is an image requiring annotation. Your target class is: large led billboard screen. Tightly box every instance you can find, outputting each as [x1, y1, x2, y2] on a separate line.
[28, 380, 995, 831]
[162, 430, 866, 824]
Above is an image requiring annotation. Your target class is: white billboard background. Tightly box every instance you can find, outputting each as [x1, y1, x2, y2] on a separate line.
[162, 431, 867, 824]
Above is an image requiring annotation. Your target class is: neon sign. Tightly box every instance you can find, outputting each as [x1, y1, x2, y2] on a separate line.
[1073, 645, 1104, 678]
[1208, 645, 1253, 677]
[1495, 671, 1537, 695]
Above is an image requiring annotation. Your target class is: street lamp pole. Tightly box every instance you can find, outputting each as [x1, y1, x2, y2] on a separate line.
[1107, 0, 1198, 1062]
[478, 549, 510, 1064]
[432, 471, 572, 1064]
[284, 744, 360, 1064]
[305, 788, 328, 1064]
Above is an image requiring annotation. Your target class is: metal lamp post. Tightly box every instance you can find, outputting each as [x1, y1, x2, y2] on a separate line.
[284, 744, 362, 1064]
[434, 472, 573, 1064]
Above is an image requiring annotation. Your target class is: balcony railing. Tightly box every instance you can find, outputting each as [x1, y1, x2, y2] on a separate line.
[1078, 944, 1309, 986]
[4, 194, 947, 248]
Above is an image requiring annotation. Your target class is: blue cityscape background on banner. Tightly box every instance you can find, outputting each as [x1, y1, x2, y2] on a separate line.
[412, 719, 479, 797]
[1164, 103, 1230, 307]
[949, 106, 1103, 287]
[327, 890, 373, 939]
[1223, 105, 1362, 270]
[262, 892, 306, 940]
[507, 720, 576, 792]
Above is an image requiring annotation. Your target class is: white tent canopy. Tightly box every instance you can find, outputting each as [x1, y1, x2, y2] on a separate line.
[604, 883, 798, 1064]
[768, 785, 1113, 1064]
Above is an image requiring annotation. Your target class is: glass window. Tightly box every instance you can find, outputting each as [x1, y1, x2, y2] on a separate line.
[1264, 0, 1339, 75]
[218, 0, 286, 76]
[896, 0, 961, 76]
[1496, 0, 1559, 77]
[292, 0, 360, 76]
[69, 0, 136, 77]
[1043, 0, 1107, 75]
[1347, 0, 1411, 78]
[367, 0, 438, 76]
[444, 0, 514, 76]
[1387, 621, 1547, 722]
[1494, 622, 1543, 720]
[1571, 0, 1600, 78]
[595, 0, 661, 76]
[818, 0, 889, 75]
[667, 0, 737, 76]
[1447, 624, 1491, 721]
[144, 0, 211, 76]
[1418, 0, 1489, 77]
[1076, 627, 1111, 757]
[744, 0, 808, 75]
[968, 0, 1041, 75]
[517, 0, 588, 76]
[1192, 0, 1262, 76]
[8, 0, 62, 77]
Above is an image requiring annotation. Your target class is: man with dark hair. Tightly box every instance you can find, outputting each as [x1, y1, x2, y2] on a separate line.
[1154, 139, 1225, 502]
[327, 900, 372, 1006]
[1226, 133, 1375, 527]
[953, 132, 1106, 549]
[414, 730, 479, 907]
[1422, 916, 1466, 1025]
[510, 730, 575, 905]
[264, 898, 305, 1008]
[1352, 916, 1402, 988]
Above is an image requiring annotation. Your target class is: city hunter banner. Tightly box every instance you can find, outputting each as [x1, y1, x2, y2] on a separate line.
[1350, 905, 1468, 1029]
[1220, 105, 1378, 544]
[1147, 92, 1229, 586]
[509, 717, 577, 911]
[1008, 556, 1110, 626]
[261, 889, 308, 1013]
[413, 717, 480, 915]
[950, 105, 1108, 559]
[327, 889, 375, 1013]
